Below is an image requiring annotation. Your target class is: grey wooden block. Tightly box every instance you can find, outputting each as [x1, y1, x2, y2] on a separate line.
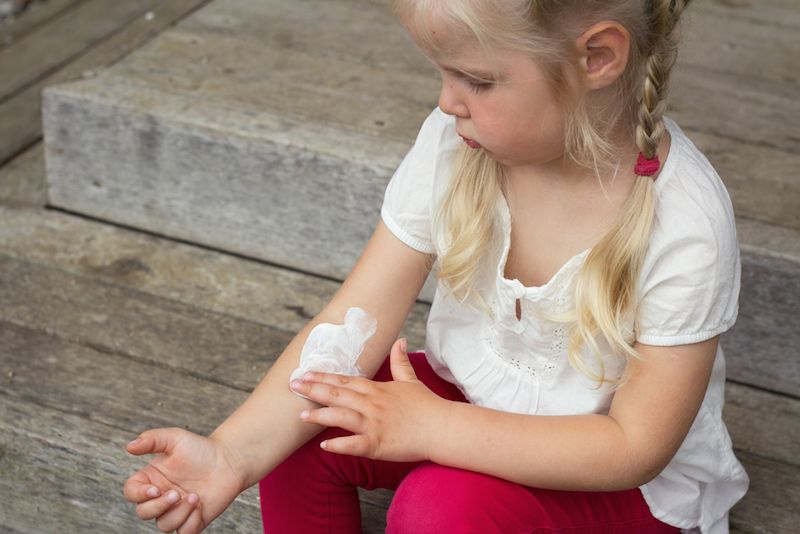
[42, 0, 799, 311]
[725, 250, 800, 397]
[42, 76, 440, 300]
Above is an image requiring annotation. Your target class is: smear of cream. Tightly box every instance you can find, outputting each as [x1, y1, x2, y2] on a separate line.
[289, 307, 377, 400]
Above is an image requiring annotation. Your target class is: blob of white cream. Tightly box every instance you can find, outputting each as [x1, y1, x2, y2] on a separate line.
[289, 307, 377, 400]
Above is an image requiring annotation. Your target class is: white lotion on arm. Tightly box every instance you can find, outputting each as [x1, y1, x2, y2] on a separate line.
[289, 307, 378, 400]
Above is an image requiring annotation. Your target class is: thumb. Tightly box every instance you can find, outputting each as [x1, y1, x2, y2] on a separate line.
[125, 427, 182, 456]
[390, 338, 418, 382]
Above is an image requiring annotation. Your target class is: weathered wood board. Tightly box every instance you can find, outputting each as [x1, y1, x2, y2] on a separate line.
[0, 205, 430, 349]
[0, 0, 83, 49]
[0, 205, 794, 394]
[0, 142, 46, 206]
[0, 392, 261, 533]
[0, 0, 164, 99]
[0, 0, 212, 165]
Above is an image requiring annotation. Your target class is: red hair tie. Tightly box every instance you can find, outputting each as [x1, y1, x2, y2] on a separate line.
[635, 152, 660, 177]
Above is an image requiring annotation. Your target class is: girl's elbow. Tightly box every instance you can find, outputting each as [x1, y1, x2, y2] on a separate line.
[623, 446, 676, 488]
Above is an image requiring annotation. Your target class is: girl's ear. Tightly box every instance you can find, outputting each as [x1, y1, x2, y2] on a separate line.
[574, 22, 630, 90]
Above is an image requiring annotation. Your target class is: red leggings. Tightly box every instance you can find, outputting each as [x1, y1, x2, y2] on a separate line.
[259, 352, 679, 533]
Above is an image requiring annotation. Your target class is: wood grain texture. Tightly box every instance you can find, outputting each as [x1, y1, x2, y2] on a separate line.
[0, 393, 262, 533]
[724, 252, 800, 397]
[0, 206, 797, 531]
[0, 142, 46, 206]
[0, 0, 160, 100]
[0, 320, 389, 532]
[0, 0, 212, 165]
[0, 0, 84, 49]
[0, 206, 430, 348]
[0, 217, 796, 468]
[728, 452, 800, 534]
[0, 252, 292, 393]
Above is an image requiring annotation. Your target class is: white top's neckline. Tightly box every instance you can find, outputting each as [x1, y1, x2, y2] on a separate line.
[497, 117, 681, 295]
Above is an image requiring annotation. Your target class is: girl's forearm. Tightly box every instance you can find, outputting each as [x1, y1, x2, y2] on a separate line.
[209, 318, 330, 491]
[429, 402, 647, 491]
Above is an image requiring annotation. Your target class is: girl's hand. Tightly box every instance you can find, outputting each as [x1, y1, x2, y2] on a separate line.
[123, 428, 245, 533]
[291, 338, 452, 462]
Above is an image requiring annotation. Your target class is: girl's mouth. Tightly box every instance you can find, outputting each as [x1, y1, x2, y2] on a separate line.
[459, 135, 482, 149]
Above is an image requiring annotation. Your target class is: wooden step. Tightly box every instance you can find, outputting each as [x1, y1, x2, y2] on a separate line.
[41, 0, 800, 307]
[0, 204, 797, 532]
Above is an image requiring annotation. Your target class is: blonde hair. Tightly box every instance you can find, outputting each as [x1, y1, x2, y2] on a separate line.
[392, 0, 692, 384]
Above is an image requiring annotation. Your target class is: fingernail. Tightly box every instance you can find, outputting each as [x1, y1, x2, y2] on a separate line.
[146, 486, 160, 498]
[290, 380, 303, 390]
[165, 490, 179, 503]
[303, 372, 314, 381]
[187, 493, 199, 505]
[127, 438, 141, 447]
[300, 409, 310, 419]
[400, 338, 408, 352]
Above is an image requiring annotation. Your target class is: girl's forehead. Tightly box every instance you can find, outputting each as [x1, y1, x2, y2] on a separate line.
[402, 8, 500, 70]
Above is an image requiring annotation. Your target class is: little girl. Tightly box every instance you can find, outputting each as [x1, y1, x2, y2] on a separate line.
[123, 1, 749, 532]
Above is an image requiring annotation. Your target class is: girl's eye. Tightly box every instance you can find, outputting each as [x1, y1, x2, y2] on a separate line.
[466, 79, 492, 93]
[453, 71, 493, 93]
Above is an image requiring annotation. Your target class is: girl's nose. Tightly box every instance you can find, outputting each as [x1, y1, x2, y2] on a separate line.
[438, 81, 469, 118]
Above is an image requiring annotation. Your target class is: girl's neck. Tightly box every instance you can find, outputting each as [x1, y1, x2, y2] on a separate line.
[501, 129, 671, 216]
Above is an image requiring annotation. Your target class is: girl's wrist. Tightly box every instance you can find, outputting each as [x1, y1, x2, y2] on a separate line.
[424, 398, 456, 463]
[209, 427, 256, 492]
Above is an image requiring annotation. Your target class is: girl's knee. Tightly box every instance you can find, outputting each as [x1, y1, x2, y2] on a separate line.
[386, 463, 528, 534]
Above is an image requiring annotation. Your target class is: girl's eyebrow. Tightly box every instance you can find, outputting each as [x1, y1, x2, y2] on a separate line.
[439, 64, 497, 81]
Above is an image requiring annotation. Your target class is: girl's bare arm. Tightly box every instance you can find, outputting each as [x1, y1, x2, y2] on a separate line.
[423, 337, 719, 491]
[210, 220, 433, 490]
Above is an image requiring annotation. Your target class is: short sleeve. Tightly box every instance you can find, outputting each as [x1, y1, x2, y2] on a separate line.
[381, 108, 459, 254]
[635, 140, 741, 346]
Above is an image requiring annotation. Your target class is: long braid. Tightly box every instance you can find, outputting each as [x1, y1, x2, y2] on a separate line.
[635, 0, 690, 160]
[567, 0, 692, 384]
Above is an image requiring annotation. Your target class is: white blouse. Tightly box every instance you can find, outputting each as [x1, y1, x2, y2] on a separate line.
[381, 108, 749, 534]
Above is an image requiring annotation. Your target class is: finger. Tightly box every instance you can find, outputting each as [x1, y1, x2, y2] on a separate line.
[136, 489, 182, 520]
[320, 434, 371, 458]
[389, 338, 418, 382]
[290, 380, 366, 408]
[301, 405, 364, 432]
[299, 371, 373, 394]
[177, 507, 206, 534]
[123, 470, 162, 503]
[155, 493, 199, 532]
[126, 427, 183, 457]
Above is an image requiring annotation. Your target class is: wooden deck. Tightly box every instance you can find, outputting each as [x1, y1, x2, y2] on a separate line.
[0, 1, 798, 533]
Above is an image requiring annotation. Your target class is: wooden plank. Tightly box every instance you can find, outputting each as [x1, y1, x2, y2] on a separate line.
[0, 397, 390, 532]
[0, 141, 46, 206]
[724, 383, 800, 468]
[0, 0, 212, 165]
[0, 393, 263, 533]
[729, 452, 800, 534]
[0, 253, 292, 392]
[693, 0, 800, 30]
[724, 252, 800, 397]
[671, 64, 798, 155]
[0, 321, 390, 532]
[690, 131, 800, 230]
[0, 318, 253, 433]
[0, 243, 796, 532]
[0, 0, 84, 48]
[0, 0, 160, 100]
[0, 205, 430, 349]
[1, 245, 798, 467]
[2, 318, 797, 533]
[682, 1, 800, 87]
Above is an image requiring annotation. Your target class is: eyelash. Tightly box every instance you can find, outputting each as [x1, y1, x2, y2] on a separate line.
[466, 79, 491, 93]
